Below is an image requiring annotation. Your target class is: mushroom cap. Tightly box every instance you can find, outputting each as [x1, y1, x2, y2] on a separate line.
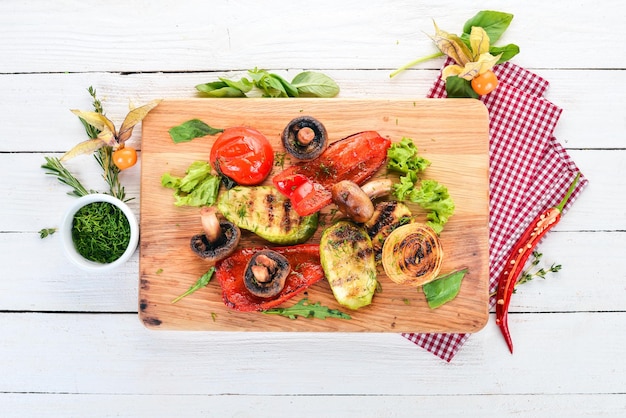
[331, 180, 375, 223]
[243, 249, 291, 298]
[281, 116, 328, 161]
[190, 220, 241, 263]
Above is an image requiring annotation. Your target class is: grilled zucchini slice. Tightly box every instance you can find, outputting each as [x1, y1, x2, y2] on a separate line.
[217, 185, 318, 245]
[320, 221, 377, 310]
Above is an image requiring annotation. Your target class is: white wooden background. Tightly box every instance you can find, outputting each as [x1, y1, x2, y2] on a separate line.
[1, 0, 625, 416]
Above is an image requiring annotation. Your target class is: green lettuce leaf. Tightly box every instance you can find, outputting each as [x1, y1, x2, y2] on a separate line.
[387, 137, 431, 175]
[409, 180, 455, 234]
[161, 161, 220, 207]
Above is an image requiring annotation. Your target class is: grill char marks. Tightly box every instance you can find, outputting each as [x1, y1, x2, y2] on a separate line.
[365, 201, 413, 258]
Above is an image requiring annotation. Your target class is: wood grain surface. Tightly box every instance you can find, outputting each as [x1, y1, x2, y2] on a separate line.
[138, 98, 490, 332]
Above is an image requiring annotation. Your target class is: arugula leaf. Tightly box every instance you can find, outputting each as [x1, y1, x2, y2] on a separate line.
[263, 298, 351, 320]
[161, 161, 221, 207]
[423, 268, 468, 309]
[172, 268, 216, 304]
[168, 119, 224, 143]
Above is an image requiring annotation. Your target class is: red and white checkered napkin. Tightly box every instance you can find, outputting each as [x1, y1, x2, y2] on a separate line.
[403, 61, 588, 361]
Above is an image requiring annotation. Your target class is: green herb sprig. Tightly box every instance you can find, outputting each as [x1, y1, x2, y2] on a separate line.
[82, 86, 129, 202]
[41, 87, 130, 202]
[515, 252, 562, 289]
[490, 252, 562, 297]
[263, 298, 351, 320]
[41, 156, 92, 198]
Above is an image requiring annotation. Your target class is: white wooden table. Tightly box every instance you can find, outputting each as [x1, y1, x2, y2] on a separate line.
[1, 1, 625, 416]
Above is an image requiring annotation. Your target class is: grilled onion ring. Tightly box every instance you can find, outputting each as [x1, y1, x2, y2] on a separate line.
[381, 223, 443, 286]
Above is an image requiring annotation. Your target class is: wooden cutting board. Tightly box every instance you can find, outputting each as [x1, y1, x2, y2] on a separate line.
[139, 98, 490, 333]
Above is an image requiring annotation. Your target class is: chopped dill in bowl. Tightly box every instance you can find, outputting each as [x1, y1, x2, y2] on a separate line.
[72, 201, 131, 264]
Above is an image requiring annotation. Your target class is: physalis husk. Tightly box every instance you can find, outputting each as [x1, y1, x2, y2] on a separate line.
[430, 23, 502, 82]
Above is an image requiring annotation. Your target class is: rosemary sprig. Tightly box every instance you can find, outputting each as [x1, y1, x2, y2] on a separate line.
[41, 156, 92, 198]
[95, 146, 127, 201]
[80, 86, 103, 139]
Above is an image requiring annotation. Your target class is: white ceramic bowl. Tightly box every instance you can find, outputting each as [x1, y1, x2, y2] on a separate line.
[60, 194, 139, 272]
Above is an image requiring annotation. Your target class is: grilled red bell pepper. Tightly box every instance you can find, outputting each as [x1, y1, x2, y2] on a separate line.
[495, 173, 580, 353]
[214, 244, 324, 312]
[273, 131, 391, 216]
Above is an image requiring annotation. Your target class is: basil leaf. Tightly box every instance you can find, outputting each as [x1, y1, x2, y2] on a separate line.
[490, 43, 520, 64]
[291, 71, 340, 98]
[462, 11, 514, 44]
[445, 76, 479, 99]
[219, 76, 254, 93]
[423, 269, 468, 309]
[271, 73, 299, 97]
[195, 81, 246, 97]
[168, 119, 224, 143]
[247, 68, 290, 97]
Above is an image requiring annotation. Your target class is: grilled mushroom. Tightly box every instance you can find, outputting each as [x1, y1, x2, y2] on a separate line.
[190, 207, 241, 262]
[331, 180, 375, 223]
[243, 249, 291, 298]
[281, 116, 328, 161]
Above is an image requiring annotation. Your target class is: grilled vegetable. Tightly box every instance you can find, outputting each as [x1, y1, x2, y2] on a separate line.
[331, 180, 375, 223]
[320, 221, 377, 310]
[381, 223, 443, 287]
[273, 131, 391, 216]
[217, 185, 318, 245]
[365, 201, 413, 259]
[215, 244, 324, 312]
[243, 250, 291, 298]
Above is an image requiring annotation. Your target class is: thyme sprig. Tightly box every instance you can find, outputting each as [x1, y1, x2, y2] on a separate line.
[490, 252, 562, 297]
[515, 251, 562, 289]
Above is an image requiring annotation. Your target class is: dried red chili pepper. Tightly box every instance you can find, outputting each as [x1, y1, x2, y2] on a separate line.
[495, 173, 580, 353]
[273, 131, 391, 216]
[214, 244, 324, 312]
